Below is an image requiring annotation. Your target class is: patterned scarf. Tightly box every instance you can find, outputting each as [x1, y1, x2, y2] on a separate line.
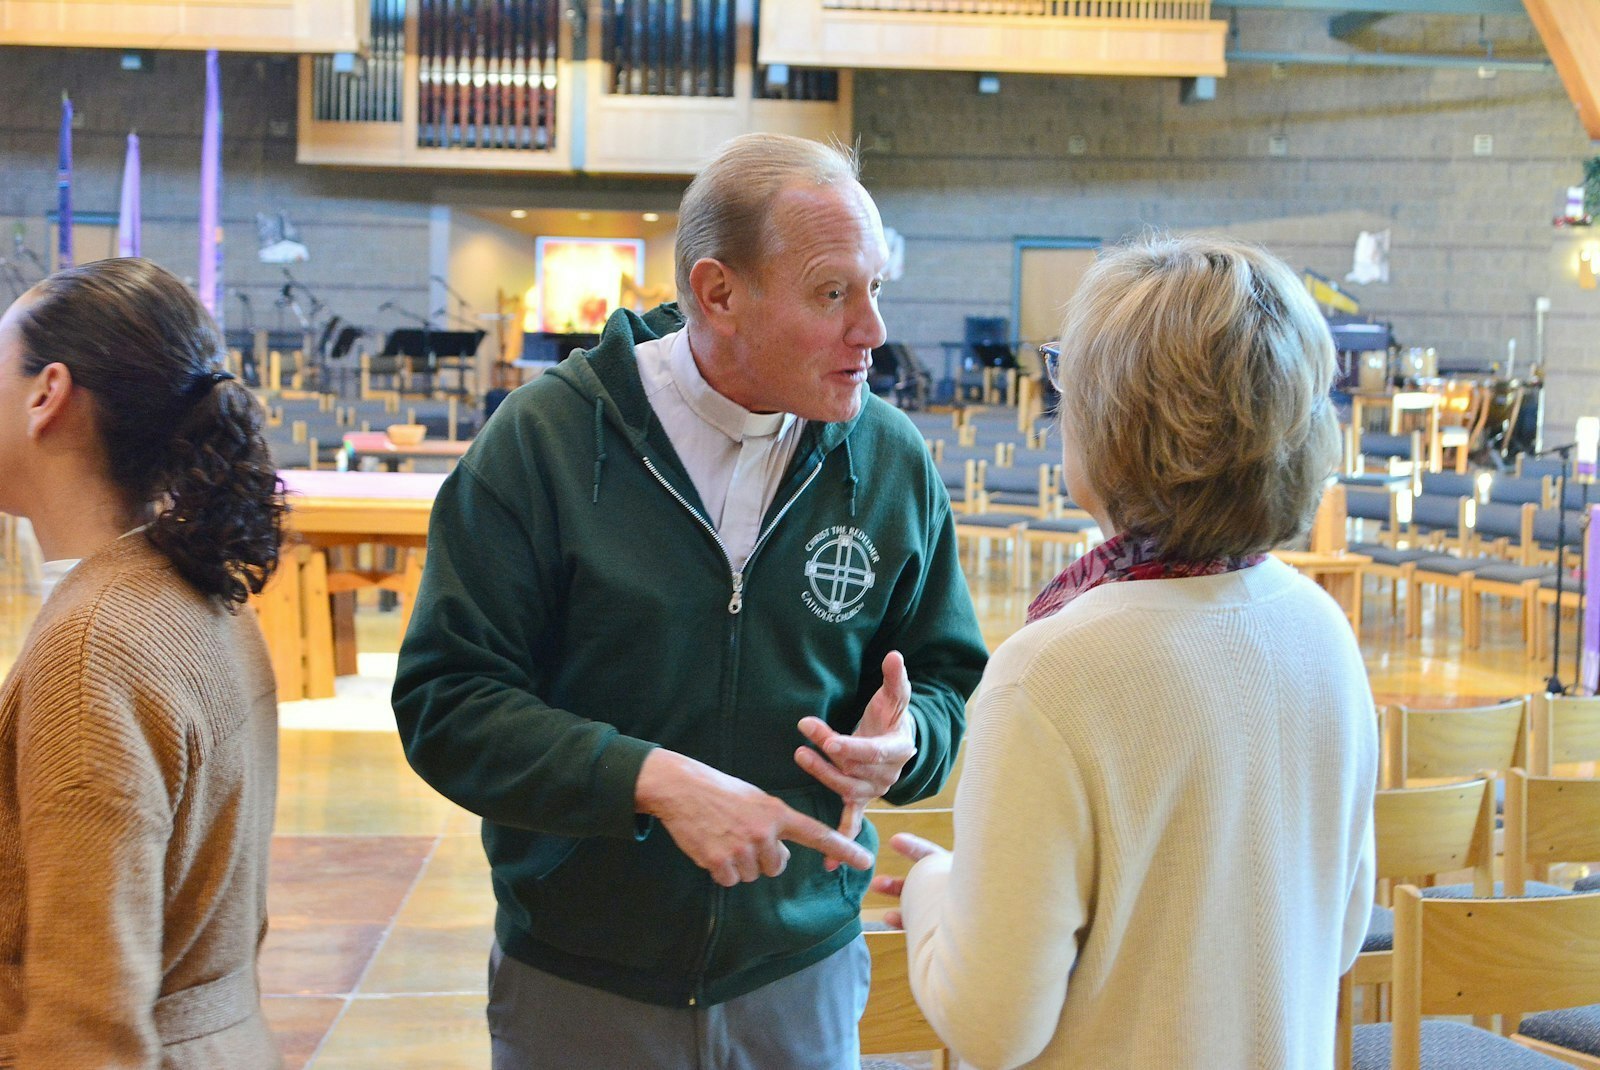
[1025, 531, 1267, 624]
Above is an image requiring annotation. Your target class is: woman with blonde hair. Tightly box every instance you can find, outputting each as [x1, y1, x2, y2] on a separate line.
[0, 258, 284, 1069]
[875, 235, 1377, 1069]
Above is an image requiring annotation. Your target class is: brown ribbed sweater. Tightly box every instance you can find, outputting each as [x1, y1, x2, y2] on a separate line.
[0, 536, 280, 1070]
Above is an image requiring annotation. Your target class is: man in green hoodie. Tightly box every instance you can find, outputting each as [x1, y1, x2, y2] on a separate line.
[393, 133, 987, 1069]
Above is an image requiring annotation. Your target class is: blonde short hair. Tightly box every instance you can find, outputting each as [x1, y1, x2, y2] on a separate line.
[675, 133, 860, 316]
[1056, 235, 1338, 561]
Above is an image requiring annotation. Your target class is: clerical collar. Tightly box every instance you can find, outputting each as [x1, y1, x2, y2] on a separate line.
[668, 330, 791, 442]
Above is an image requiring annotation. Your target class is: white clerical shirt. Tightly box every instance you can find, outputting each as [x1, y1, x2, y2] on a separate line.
[634, 329, 806, 571]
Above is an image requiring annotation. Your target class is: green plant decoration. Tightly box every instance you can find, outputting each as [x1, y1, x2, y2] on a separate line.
[1587, 155, 1600, 218]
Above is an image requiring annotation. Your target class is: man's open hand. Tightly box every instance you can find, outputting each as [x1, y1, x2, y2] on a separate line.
[795, 650, 917, 859]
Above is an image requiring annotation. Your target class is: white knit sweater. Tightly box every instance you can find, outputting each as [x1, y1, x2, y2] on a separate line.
[901, 558, 1377, 1070]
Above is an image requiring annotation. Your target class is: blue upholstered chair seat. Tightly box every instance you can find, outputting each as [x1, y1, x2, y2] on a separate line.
[1417, 880, 1569, 899]
[1360, 433, 1415, 459]
[1029, 517, 1098, 534]
[985, 491, 1042, 508]
[1364, 902, 1395, 952]
[1520, 1005, 1600, 1056]
[955, 513, 1023, 530]
[1472, 564, 1557, 584]
[1413, 556, 1479, 576]
[1341, 472, 1413, 489]
[1352, 1021, 1571, 1069]
[1351, 543, 1432, 566]
[1541, 573, 1584, 591]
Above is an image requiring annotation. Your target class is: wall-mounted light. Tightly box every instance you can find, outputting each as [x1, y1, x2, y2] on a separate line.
[510, 209, 528, 219]
[642, 212, 660, 223]
[1580, 242, 1599, 291]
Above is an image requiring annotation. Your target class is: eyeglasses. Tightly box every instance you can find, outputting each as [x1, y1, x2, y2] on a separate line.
[1039, 341, 1061, 388]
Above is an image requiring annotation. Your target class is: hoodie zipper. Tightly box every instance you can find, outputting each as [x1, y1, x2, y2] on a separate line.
[640, 456, 825, 615]
[638, 453, 826, 1005]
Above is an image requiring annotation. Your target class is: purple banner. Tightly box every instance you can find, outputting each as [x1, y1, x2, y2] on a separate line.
[117, 132, 141, 258]
[1584, 504, 1599, 694]
[199, 50, 222, 322]
[57, 92, 72, 269]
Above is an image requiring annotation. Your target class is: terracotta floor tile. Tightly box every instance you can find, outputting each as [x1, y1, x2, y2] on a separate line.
[390, 834, 496, 926]
[308, 994, 489, 1069]
[261, 996, 344, 1070]
[261, 921, 390, 996]
[359, 922, 493, 995]
[270, 834, 434, 924]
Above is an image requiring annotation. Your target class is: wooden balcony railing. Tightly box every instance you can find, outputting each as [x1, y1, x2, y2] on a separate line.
[820, 0, 1212, 20]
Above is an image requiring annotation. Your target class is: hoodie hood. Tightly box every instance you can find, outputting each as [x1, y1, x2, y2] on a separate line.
[548, 303, 868, 471]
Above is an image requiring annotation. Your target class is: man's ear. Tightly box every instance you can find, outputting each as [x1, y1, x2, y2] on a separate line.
[687, 258, 740, 338]
[26, 362, 75, 441]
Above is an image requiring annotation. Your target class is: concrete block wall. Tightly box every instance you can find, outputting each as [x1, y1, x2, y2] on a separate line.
[2, 14, 1597, 432]
[855, 10, 1600, 435]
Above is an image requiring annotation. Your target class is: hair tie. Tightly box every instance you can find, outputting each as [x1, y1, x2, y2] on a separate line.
[189, 368, 237, 397]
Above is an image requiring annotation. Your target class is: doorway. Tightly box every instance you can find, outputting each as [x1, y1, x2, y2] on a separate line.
[1014, 239, 1099, 374]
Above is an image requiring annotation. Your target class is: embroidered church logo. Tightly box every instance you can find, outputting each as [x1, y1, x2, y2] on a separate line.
[802, 526, 880, 623]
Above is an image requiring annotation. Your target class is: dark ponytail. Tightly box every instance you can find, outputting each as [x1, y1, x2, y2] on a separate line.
[17, 258, 285, 606]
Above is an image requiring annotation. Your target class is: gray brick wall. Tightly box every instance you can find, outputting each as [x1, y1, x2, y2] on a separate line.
[2, 17, 1597, 436]
[856, 10, 1600, 436]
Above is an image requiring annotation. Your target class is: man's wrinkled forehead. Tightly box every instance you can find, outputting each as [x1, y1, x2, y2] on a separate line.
[757, 181, 888, 272]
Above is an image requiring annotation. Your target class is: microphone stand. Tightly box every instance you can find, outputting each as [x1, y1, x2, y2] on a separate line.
[432, 275, 476, 330]
[1548, 444, 1575, 696]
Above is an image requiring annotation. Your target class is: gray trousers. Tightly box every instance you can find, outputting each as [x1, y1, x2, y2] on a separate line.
[487, 937, 870, 1070]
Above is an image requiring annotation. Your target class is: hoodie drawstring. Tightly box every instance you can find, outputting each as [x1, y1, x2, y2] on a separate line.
[592, 398, 608, 504]
[843, 438, 858, 518]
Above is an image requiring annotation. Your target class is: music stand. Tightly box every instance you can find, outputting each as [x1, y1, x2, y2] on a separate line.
[382, 328, 484, 398]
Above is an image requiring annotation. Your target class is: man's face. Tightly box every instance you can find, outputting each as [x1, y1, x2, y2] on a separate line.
[729, 180, 890, 423]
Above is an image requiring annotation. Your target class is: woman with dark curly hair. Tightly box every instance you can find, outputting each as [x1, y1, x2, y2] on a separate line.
[0, 258, 285, 1069]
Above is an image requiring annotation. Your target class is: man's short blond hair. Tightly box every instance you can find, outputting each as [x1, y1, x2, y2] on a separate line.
[1057, 235, 1339, 561]
[675, 133, 860, 316]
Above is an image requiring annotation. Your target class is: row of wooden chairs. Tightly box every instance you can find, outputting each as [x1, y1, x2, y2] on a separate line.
[1339, 693, 1600, 1068]
[1343, 769, 1600, 1070]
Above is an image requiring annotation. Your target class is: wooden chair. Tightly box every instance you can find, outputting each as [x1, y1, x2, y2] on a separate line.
[1350, 887, 1600, 1070]
[1533, 569, 1587, 664]
[0, 511, 17, 577]
[861, 929, 952, 1070]
[1381, 698, 1527, 790]
[1337, 778, 1496, 1068]
[247, 542, 336, 701]
[1391, 391, 1446, 475]
[1502, 768, 1600, 1066]
[1503, 768, 1600, 894]
[862, 807, 955, 919]
[1530, 693, 1600, 776]
[1436, 380, 1489, 474]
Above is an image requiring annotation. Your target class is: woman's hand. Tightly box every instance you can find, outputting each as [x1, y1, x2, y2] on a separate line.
[868, 832, 950, 929]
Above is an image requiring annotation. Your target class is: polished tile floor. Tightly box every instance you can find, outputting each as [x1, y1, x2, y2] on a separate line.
[0, 536, 1559, 1069]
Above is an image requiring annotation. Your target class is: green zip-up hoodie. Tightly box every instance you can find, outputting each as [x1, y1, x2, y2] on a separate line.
[393, 304, 987, 1007]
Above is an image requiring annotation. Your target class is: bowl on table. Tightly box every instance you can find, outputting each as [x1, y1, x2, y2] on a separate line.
[385, 423, 427, 447]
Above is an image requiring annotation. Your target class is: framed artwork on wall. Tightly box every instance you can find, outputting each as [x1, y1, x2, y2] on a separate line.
[529, 236, 646, 334]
